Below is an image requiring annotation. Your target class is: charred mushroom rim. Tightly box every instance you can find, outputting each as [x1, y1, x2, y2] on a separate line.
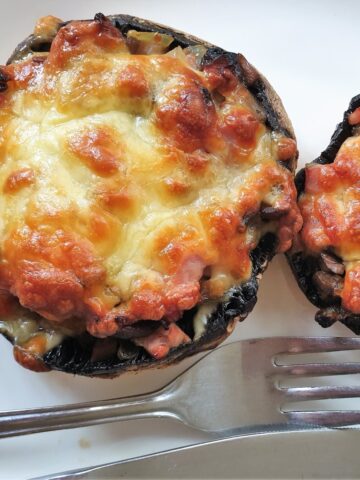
[0, 14, 301, 376]
[288, 95, 360, 334]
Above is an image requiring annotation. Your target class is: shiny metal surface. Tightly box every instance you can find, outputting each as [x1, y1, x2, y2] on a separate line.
[33, 429, 360, 479]
[2, 336, 360, 438]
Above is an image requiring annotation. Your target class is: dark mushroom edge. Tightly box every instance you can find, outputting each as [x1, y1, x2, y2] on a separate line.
[2, 14, 297, 376]
[287, 94, 360, 334]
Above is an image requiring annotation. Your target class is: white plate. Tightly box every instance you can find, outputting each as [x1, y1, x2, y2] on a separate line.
[1, 1, 360, 478]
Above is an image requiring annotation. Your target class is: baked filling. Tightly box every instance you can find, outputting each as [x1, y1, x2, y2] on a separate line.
[0, 14, 301, 369]
[299, 107, 360, 315]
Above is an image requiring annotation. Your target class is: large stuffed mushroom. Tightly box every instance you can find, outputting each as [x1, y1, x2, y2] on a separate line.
[0, 14, 301, 376]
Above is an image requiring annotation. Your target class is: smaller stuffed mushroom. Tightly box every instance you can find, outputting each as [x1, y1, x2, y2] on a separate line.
[288, 95, 360, 334]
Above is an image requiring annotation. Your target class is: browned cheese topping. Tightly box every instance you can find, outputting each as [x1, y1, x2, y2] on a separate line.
[0, 15, 301, 366]
[300, 107, 360, 314]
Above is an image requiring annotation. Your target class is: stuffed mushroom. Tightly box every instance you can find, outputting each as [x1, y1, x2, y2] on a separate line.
[0, 14, 301, 375]
[288, 95, 360, 334]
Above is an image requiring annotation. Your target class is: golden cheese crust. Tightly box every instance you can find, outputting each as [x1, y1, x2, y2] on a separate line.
[0, 15, 301, 367]
[299, 130, 360, 314]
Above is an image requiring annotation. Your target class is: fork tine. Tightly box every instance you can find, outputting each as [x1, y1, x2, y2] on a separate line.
[272, 336, 360, 354]
[275, 362, 360, 376]
[279, 385, 360, 401]
[286, 410, 360, 427]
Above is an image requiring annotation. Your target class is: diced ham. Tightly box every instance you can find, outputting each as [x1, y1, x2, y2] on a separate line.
[174, 255, 205, 284]
[134, 323, 190, 359]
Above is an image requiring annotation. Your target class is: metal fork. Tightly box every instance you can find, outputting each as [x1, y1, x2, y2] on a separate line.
[2, 336, 360, 438]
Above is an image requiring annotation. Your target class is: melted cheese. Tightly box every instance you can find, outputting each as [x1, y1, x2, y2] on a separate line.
[0, 292, 66, 356]
[0, 16, 300, 349]
[193, 301, 218, 340]
[300, 134, 360, 313]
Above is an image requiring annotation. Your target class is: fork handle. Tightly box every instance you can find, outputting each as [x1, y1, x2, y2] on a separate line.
[0, 389, 175, 438]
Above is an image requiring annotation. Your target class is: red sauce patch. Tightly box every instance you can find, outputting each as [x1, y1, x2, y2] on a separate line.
[68, 128, 121, 176]
[3, 168, 35, 194]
